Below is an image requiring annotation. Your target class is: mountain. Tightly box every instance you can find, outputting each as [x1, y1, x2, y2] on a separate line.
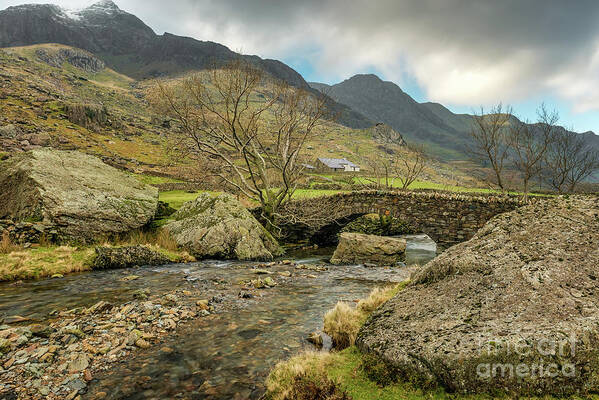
[310, 74, 599, 160]
[310, 75, 473, 159]
[0, 1, 373, 129]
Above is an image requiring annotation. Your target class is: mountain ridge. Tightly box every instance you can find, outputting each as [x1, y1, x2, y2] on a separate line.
[310, 74, 598, 160]
[0, 1, 374, 129]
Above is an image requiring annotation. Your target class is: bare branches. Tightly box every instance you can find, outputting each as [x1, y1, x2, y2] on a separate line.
[543, 128, 599, 193]
[147, 59, 328, 229]
[394, 144, 427, 190]
[467, 103, 512, 191]
[508, 104, 558, 201]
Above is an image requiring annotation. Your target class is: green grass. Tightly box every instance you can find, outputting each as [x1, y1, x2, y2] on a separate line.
[159, 190, 202, 210]
[131, 173, 184, 185]
[326, 347, 597, 400]
[292, 189, 349, 198]
[0, 246, 95, 281]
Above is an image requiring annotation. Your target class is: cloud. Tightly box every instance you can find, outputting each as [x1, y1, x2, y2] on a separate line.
[2, 0, 599, 114]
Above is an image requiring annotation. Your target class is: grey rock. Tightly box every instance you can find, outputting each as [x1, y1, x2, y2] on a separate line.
[164, 193, 282, 260]
[92, 245, 170, 270]
[0, 149, 158, 242]
[330, 232, 406, 265]
[357, 197, 599, 396]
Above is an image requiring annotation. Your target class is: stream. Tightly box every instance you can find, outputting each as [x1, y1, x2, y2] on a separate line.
[0, 235, 437, 399]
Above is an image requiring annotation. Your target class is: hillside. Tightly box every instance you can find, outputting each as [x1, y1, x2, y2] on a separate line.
[0, 1, 372, 129]
[0, 43, 476, 188]
[311, 74, 599, 161]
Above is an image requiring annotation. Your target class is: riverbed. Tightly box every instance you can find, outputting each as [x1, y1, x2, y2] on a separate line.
[0, 235, 436, 399]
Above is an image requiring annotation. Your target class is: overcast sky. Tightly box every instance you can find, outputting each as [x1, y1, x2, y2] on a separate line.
[2, 0, 599, 133]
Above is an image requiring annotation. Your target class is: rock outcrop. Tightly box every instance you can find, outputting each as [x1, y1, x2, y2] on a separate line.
[93, 245, 170, 270]
[357, 197, 599, 396]
[0, 149, 158, 241]
[164, 193, 282, 261]
[330, 232, 406, 265]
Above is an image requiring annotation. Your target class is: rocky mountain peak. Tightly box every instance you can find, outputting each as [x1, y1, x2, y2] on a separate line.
[84, 0, 122, 13]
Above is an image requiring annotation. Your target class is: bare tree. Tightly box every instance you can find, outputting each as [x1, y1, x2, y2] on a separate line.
[147, 60, 328, 231]
[509, 104, 558, 201]
[468, 104, 512, 191]
[357, 154, 394, 190]
[394, 144, 427, 190]
[543, 128, 599, 193]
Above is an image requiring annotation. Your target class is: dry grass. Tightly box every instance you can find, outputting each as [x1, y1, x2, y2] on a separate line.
[0, 245, 95, 281]
[324, 282, 409, 349]
[323, 302, 364, 349]
[120, 229, 179, 252]
[0, 232, 21, 254]
[265, 351, 337, 400]
[116, 229, 195, 263]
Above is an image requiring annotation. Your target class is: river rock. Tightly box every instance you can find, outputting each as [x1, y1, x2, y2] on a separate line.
[0, 149, 158, 242]
[356, 197, 599, 396]
[330, 232, 406, 265]
[92, 245, 170, 270]
[164, 193, 282, 260]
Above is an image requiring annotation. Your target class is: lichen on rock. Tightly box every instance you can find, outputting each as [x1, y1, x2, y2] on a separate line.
[0, 149, 158, 242]
[164, 193, 282, 261]
[330, 232, 406, 266]
[356, 196, 599, 396]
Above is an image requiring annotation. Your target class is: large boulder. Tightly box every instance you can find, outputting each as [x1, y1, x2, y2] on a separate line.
[164, 193, 282, 260]
[0, 149, 158, 241]
[357, 197, 599, 396]
[330, 232, 406, 265]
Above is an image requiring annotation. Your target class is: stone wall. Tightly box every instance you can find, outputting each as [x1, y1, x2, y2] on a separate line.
[0, 219, 56, 244]
[278, 191, 527, 249]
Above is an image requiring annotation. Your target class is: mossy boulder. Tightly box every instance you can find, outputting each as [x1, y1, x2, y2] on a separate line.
[330, 232, 406, 266]
[0, 149, 158, 242]
[356, 197, 599, 396]
[164, 193, 282, 260]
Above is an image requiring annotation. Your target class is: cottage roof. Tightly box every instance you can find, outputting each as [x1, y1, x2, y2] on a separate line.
[317, 158, 359, 169]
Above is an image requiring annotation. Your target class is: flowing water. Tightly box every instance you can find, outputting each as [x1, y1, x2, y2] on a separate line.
[0, 235, 437, 399]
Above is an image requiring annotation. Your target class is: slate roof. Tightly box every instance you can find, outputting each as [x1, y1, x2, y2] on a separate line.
[317, 158, 359, 169]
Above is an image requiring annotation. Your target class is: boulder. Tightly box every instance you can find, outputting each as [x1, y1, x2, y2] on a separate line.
[0, 149, 158, 242]
[164, 193, 282, 260]
[356, 197, 599, 396]
[330, 232, 406, 265]
[93, 245, 170, 270]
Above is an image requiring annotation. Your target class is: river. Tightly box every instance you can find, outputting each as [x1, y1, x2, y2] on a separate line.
[0, 235, 436, 399]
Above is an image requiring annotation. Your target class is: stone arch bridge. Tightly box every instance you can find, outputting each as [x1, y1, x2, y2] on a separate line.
[278, 191, 526, 250]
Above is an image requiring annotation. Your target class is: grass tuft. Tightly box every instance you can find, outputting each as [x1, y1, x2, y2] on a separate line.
[324, 282, 407, 350]
[0, 232, 20, 255]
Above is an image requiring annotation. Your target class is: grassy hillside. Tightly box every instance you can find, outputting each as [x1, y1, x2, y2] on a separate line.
[0, 44, 479, 189]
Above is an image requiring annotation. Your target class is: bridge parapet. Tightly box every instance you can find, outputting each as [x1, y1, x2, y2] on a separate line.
[279, 190, 527, 249]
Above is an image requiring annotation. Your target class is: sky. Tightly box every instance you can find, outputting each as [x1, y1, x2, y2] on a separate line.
[2, 0, 599, 133]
